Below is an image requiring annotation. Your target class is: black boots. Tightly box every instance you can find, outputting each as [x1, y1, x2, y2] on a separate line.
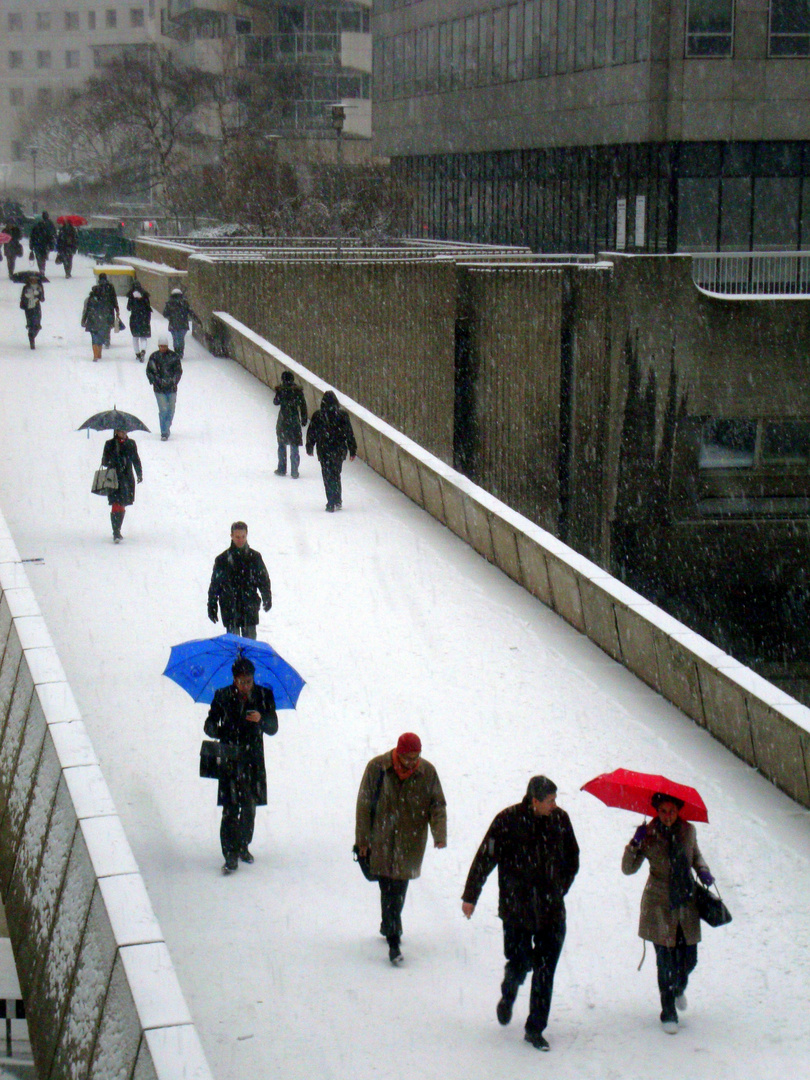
[111, 510, 125, 542]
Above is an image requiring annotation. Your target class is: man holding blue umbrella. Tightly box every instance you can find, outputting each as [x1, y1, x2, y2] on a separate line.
[204, 656, 278, 874]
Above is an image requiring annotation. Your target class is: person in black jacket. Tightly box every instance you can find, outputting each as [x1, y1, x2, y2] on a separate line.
[305, 390, 357, 511]
[204, 656, 278, 874]
[162, 287, 197, 357]
[96, 273, 120, 348]
[4, 224, 24, 278]
[127, 281, 152, 361]
[55, 221, 78, 277]
[207, 522, 272, 639]
[29, 211, 56, 276]
[461, 776, 580, 1052]
[145, 335, 183, 439]
[273, 370, 308, 478]
[101, 429, 143, 542]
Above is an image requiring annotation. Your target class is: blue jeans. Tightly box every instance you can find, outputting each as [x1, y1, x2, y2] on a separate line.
[155, 391, 177, 437]
[277, 443, 300, 476]
[171, 328, 187, 356]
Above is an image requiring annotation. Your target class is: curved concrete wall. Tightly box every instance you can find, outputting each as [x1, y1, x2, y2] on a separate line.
[0, 511, 213, 1080]
[213, 310, 810, 811]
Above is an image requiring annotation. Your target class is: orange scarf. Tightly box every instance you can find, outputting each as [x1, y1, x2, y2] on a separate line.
[392, 748, 420, 781]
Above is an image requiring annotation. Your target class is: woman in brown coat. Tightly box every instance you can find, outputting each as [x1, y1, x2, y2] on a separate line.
[622, 792, 714, 1034]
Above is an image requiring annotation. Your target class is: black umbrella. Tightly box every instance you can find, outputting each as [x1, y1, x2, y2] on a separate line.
[77, 408, 150, 434]
[12, 271, 49, 283]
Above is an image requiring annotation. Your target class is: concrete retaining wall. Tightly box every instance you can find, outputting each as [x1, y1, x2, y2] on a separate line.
[214, 311, 810, 810]
[0, 512, 213, 1080]
[114, 257, 189, 315]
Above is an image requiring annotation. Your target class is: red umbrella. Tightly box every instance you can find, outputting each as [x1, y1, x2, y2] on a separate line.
[56, 214, 87, 226]
[581, 768, 709, 823]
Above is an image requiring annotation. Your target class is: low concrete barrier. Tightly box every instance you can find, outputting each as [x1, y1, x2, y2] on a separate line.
[114, 257, 189, 314]
[0, 512, 213, 1080]
[213, 311, 810, 810]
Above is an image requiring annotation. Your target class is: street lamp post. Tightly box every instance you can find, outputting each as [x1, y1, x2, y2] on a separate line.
[28, 146, 40, 214]
[330, 104, 345, 259]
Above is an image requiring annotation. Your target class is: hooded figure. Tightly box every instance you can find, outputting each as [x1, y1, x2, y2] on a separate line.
[162, 287, 197, 357]
[273, 370, 308, 477]
[126, 282, 152, 361]
[81, 283, 116, 361]
[305, 390, 357, 511]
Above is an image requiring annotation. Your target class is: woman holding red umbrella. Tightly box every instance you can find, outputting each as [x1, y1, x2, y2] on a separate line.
[622, 791, 714, 1035]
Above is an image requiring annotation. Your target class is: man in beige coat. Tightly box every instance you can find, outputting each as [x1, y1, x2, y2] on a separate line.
[355, 733, 447, 964]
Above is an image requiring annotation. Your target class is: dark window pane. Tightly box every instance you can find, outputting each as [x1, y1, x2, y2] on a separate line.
[753, 176, 800, 249]
[720, 176, 752, 249]
[699, 419, 757, 468]
[771, 0, 810, 35]
[762, 421, 810, 462]
[677, 177, 719, 250]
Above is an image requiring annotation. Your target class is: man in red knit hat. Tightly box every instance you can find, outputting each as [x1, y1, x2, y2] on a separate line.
[355, 733, 447, 964]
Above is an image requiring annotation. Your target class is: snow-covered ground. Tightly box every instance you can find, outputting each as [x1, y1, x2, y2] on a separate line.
[1, 257, 808, 1080]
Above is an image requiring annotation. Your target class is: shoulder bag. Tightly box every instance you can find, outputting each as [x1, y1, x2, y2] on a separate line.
[91, 467, 118, 495]
[694, 880, 732, 927]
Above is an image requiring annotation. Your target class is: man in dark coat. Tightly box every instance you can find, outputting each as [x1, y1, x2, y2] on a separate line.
[145, 334, 183, 439]
[207, 522, 272, 638]
[55, 221, 78, 277]
[305, 390, 357, 511]
[273, 370, 308, 478]
[29, 211, 56, 275]
[4, 225, 24, 278]
[461, 776, 579, 1051]
[162, 287, 197, 357]
[96, 273, 120, 347]
[204, 656, 278, 874]
[101, 429, 143, 542]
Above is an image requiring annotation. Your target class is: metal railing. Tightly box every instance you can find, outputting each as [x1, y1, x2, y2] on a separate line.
[692, 252, 810, 297]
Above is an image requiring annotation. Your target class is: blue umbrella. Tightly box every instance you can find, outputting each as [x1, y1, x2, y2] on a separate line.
[163, 633, 305, 709]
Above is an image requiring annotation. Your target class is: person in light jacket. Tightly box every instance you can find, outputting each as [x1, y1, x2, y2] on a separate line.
[622, 791, 714, 1034]
[19, 273, 44, 349]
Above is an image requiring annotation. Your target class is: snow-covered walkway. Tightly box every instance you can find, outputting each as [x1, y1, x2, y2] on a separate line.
[1, 257, 808, 1080]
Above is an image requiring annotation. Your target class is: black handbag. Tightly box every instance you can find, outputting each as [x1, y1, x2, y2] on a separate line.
[199, 739, 241, 780]
[352, 765, 386, 881]
[694, 881, 732, 927]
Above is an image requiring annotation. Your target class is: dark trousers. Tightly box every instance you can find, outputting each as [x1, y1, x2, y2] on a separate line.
[7, 254, 18, 278]
[501, 919, 566, 1037]
[654, 927, 697, 1021]
[321, 456, 343, 508]
[34, 251, 48, 276]
[277, 443, 300, 476]
[224, 623, 257, 640]
[220, 798, 256, 857]
[24, 308, 41, 339]
[378, 877, 409, 942]
[62, 252, 74, 277]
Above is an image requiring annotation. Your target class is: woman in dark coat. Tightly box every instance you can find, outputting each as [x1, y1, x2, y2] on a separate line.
[162, 287, 197, 357]
[82, 283, 116, 361]
[305, 390, 357, 511]
[622, 792, 714, 1034]
[101, 429, 143, 542]
[4, 225, 24, 278]
[273, 371, 308, 477]
[19, 273, 45, 349]
[126, 282, 152, 362]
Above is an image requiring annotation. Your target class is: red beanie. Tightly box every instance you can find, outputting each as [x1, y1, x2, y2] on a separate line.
[397, 732, 422, 754]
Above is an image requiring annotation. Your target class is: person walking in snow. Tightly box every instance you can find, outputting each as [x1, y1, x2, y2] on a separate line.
[355, 733, 447, 965]
[29, 211, 56, 276]
[145, 334, 183, 440]
[4, 224, 24, 278]
[19, 273, 45, 350]
[305, 390, 356, 511]
[207, 522, 272, 639]
[96, 273, 120, 348]
[126, 281, 152, 362]
[204, 655, 278, 875]
[273, 370, 308, 478]
[55, 221, 78, 278]
[162, 287, 197, 358]
[100, 429, 143, 543]
[81, 282, 116, 362]
[461, 776, 579, 1052]
[621, 791, 714, 1035]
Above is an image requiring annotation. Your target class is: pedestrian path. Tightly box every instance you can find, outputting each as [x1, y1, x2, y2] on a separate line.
[0, 256, 808, 1080]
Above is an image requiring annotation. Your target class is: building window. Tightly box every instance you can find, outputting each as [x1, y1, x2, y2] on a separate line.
[37, 50, 52, 69]
[66, 49, 81, 68]
[36, 12, 52, 31]
[65, 11, 80, 29]
[8, 51, 23, 69]
[9, 88, 24, 106]
[770, 0, 810, 54]
[8, 12, 23, 31]
[762, 421, 810, 464]
[686, 0, 734, 56]
[699, 419, 757, 468]
[130, 8, 144, 27]
[89, 11, 96, 28]
[106, 9, 117, 28]
[235, 17, 252, 34]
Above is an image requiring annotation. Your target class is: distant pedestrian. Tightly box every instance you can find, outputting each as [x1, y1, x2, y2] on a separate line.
[207, 522, 272, 639]
[162, 287, 197, 358]
[29, 211, 56, 276]
[305, 390, 357, 511]
[273, 371, 308, 478]
[100, 429, 143, 543]
[4, 225, 24, 278]
[355, 733, 447, 965]
[96, 273, 120, 347]
[81, 283, 116, 362]
[127, 281, 152, 362]
[19, 273, 45, 350]
[55, 221, 78, 278]
[461, 776, 580, 1051]
[204, 655, 278, 874]
[621, 792, 715, 1035]
[145, 334, 183, 440]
